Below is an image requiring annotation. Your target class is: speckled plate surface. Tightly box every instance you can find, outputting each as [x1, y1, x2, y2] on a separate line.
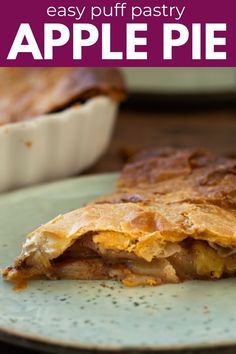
[0, 173, 236, 354]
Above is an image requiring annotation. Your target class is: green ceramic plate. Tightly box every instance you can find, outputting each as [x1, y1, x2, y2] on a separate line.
[0, 173, 236, 354]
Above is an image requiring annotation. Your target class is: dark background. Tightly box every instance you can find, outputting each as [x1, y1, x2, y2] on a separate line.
[89, 91, 236, 175]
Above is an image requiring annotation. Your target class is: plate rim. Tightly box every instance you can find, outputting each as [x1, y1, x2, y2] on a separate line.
[0, 171, 119, 201]
[1, 324, 236, 354]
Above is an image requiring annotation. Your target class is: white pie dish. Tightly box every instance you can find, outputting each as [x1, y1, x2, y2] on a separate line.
[0, 96, 118, 193]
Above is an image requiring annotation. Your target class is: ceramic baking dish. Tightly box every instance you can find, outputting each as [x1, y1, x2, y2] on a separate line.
[0, 96, 118, 193]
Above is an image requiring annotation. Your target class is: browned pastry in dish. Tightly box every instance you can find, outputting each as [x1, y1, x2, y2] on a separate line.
[3, 147, 236, 288]
[0, 68, 126, 125]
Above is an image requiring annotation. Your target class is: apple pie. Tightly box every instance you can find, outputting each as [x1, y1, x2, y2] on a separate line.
[3, 147, 236, 287]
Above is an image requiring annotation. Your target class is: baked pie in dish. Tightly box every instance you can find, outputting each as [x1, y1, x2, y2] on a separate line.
[0, 68, 125, 125]
[0, 68, 125, 192]
[3, 147, 236, 287]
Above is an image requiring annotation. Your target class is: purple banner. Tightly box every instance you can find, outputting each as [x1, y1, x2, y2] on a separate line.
[0, 0, 235, 66]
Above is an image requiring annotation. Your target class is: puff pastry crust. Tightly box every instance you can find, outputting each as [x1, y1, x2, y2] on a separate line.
[3, 148, 236, 287]
[0, 68, 126, 125]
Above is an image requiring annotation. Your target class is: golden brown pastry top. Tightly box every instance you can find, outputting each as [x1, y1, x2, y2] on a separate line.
[117, 147, 236, 209]
[0, 68, 126, 125]
[89, 148, 236, 248]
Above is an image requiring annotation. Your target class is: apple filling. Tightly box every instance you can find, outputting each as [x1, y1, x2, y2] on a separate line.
[46, 233, 236, 287]
[4, 231, 236, 288]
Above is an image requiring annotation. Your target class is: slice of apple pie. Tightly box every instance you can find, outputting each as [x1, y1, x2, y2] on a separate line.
[3, 147, 236, 287]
